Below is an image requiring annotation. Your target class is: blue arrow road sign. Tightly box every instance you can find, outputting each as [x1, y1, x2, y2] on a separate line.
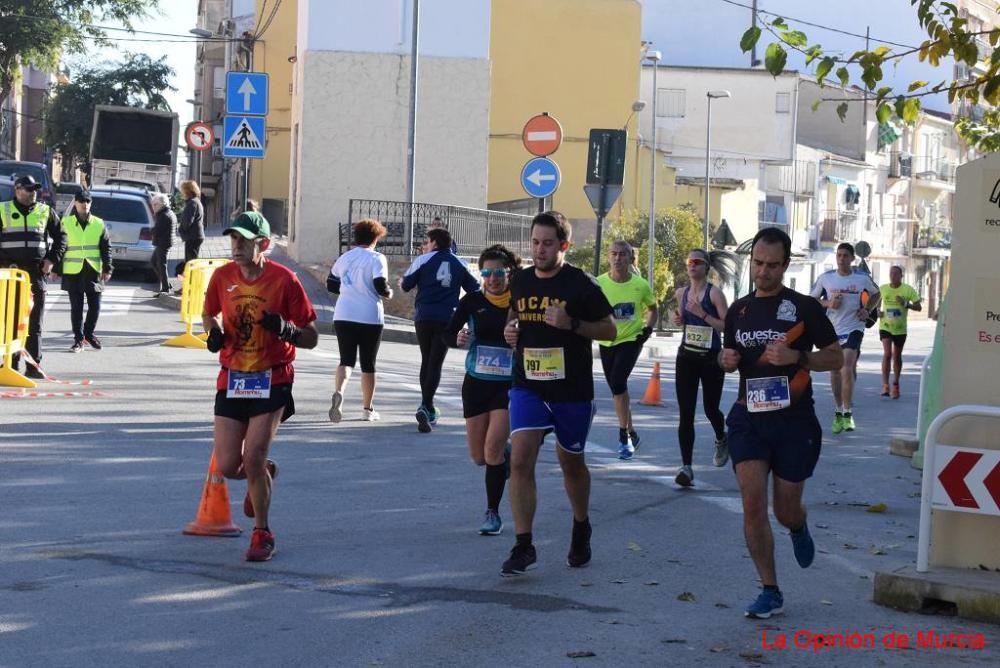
[222, 116, 266, 158]
[521, 157, 561, 199]
[226, 71, 269, 116]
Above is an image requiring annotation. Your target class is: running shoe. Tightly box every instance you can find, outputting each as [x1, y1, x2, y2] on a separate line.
[500, 543, 537, 576]
[831, 413, 845, 434]
[744, 588, 784, 619]
[881, 384, 890, 397]
[618, 441, 634, 461]
[891, 383, 900, 400]
[629, 429, 641, 452]
[24, 365, 44, 379]
[245, 527, 276, 562]
[567, 519, 592, 568]
[85, 335, 102, 350]
[790, 523, 815, 568]
[429, 406, 442, 425]
[713, 435, 730, 467]
[415, 405, 432, 433]
[243, 459, 278, 518]
[843, 413, 856, 431]
[362, 407, 380, 421]
[69, 340, 84, 353]
[479, 510, 503, 536]
[675, 464, 694, 487]
[328, 391, 344, 423]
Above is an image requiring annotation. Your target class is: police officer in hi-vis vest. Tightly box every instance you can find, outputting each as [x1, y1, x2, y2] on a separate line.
[61, 190, 112, 352]
[0, 175, 66, 378]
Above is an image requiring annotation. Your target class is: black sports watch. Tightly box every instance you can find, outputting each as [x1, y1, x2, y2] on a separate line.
[570, 317, 581, 332]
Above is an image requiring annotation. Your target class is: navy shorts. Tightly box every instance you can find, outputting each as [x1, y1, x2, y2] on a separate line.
[726, 402, 822, 483]
[838, 330, 864, 350]
[509, 386, 595, 454]
[214, 384, 295, 423]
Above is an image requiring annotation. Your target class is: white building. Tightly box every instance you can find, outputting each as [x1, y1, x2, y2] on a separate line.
[289, 0, 491, 264]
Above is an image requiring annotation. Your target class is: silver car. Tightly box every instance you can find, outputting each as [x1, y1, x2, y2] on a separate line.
[64, 186, 155, 269]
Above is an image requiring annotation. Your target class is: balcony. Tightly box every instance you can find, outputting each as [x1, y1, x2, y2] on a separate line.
[764, 160, 817, 196]
[887, 151, 912, 179]
[913, 159, 957, 191]
[820, 209, 861, 244]
[911, 222, 952, 255]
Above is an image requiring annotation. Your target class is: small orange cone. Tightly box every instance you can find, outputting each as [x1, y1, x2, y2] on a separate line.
[183, 451, 242, 537]
[639, 361, 665, 407]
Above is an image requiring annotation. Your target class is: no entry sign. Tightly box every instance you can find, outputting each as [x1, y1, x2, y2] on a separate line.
[522, 113, 563, 157]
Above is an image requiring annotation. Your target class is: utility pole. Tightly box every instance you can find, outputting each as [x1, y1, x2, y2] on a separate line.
[405, 0, 420, 254]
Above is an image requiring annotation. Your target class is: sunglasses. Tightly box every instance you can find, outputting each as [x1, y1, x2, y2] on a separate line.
[480, 268, 508, 278]
[687, 258, 707, 268]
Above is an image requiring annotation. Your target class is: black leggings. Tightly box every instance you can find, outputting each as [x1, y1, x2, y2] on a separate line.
[334, 320, 384, 372]
[415, 320, 450, 409]
[675, 351, 726, 465]
[599, 340, 643, 395]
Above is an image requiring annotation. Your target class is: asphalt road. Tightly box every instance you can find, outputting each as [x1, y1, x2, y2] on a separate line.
[2, 278, 998, 667]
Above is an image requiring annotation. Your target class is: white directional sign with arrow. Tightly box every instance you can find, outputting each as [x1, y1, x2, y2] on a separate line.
[226, 72, 268, 116]
[521, 157, 561, 199]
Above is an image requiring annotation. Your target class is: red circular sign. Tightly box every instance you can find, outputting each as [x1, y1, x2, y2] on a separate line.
[186, 122, 214, 152]
[522, 113, 563, 157]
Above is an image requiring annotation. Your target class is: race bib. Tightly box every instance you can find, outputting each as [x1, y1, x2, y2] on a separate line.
[612, 302, 636, 322]
[227, 369, 272, 399]
[684, 324, 714, 349]
[746, 376, 790, 413]
[523, 347, 566, 381]
[886, 308, 903, 319]
[474, 345, 513, 377]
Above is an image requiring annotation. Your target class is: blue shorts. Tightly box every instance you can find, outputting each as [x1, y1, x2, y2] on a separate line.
[726, 402, 822, 483]
[509, 386, 595, 454]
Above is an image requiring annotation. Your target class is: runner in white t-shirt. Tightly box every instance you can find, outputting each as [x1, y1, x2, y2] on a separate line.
[809, 243, 880, 434]
[326, 219, 393, 422]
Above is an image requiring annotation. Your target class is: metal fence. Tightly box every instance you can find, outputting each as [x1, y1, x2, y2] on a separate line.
[342, 199, 533, 258]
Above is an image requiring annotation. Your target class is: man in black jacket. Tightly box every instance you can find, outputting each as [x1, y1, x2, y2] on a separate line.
[0, 175, 66, 378]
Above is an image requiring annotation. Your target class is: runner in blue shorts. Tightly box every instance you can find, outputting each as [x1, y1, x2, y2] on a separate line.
[499, 211, 616, 576]
[719, 227, 842, 619]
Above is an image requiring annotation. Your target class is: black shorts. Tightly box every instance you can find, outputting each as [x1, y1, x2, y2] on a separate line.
[839, 330, 864, 350]
[334, 320, 384, 372]
[726, 402, 822, 483]
[214, 384, 295, 423]
[879, 330, 907, 347]
[599, 339, 643, 395]
[462, 375, 511, 419]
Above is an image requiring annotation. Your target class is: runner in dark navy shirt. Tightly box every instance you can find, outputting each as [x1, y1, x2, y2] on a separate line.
[719, 227, 842, 620]
[400, 227, 479, 432]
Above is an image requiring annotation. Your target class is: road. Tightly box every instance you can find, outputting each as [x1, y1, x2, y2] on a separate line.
[2, 277, 998, 667]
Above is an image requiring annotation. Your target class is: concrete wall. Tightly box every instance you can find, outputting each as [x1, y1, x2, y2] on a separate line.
[488, 0, 643, 224]
[796, 80, 866, 161]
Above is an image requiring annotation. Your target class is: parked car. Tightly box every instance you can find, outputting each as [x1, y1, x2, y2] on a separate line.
[54, 182, 85, 213]
[0, 175, 15, 202]
[104, 177, 161, 194]
[63, 186, 156, 270]
[0, 160, 55, 205]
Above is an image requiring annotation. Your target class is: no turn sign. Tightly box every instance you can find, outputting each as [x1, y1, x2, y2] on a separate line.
[186, 122, 214, 152]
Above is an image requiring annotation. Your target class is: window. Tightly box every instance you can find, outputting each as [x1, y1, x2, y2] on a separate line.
[656, 89, 685, 118]
[776, 92, 791, 113]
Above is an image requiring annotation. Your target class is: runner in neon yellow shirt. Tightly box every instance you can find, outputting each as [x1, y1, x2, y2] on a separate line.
[878, 265, 921, 399]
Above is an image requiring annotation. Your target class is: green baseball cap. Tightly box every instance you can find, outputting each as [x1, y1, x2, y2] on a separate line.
[223, 211, 270, 239]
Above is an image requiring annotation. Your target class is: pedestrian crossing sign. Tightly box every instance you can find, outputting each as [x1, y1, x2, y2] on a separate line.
[222, 115, 266, 158]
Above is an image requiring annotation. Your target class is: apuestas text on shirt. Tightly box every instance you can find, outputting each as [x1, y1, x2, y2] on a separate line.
[516, 296, 566, 323]
[734, 328, 786, 348]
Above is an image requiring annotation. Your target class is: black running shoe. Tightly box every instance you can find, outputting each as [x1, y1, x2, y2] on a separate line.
[500, 543, 537, 576]
[566, 519, 592, 568]
[85, 335, 102, 350]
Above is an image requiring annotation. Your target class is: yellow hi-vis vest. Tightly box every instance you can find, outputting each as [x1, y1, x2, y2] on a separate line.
[0, 201, 50, 258]
[62, 214, 105, 275]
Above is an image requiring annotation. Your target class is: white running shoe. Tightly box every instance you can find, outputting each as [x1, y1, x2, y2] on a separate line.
[362, 408, 380, 422]
[328, 391, 344, 423]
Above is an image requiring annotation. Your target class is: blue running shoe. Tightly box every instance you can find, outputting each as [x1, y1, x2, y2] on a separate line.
[618, 442, 634, 460]
[415, 405, 432, 433]
[429, 406, 442, 425]
[479, 510, 503, 535]
[790, 523, 815, 568]
[745, 588, 784, 619]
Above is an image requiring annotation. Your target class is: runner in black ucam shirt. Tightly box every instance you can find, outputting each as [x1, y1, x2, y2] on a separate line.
[500, 211, 615, 577]
[719, 227, 842, 621]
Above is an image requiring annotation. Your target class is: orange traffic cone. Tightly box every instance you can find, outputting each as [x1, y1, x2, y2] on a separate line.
[183, 451, 242, 537]
[639, 361, 665, 407]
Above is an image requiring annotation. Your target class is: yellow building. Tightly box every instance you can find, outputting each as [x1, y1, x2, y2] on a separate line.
[489, 0, 653, 240]
[249, 0, 297, 233]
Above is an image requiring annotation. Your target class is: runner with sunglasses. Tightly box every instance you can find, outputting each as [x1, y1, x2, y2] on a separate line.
[444, 245, 521, 535]
[670, 248, 736, 486]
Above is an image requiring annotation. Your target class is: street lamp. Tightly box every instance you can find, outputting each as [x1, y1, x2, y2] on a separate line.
[645, 48, 662, 283]
[704, 90, 731, 250]
[623, 99, 646, 130]
[188, 28, 214, 38]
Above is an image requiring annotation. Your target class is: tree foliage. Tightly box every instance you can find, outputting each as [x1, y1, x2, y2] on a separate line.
[740, 0, 1000, 149]
[0, 0, 159, 109]
[45, 53, 174, 178]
